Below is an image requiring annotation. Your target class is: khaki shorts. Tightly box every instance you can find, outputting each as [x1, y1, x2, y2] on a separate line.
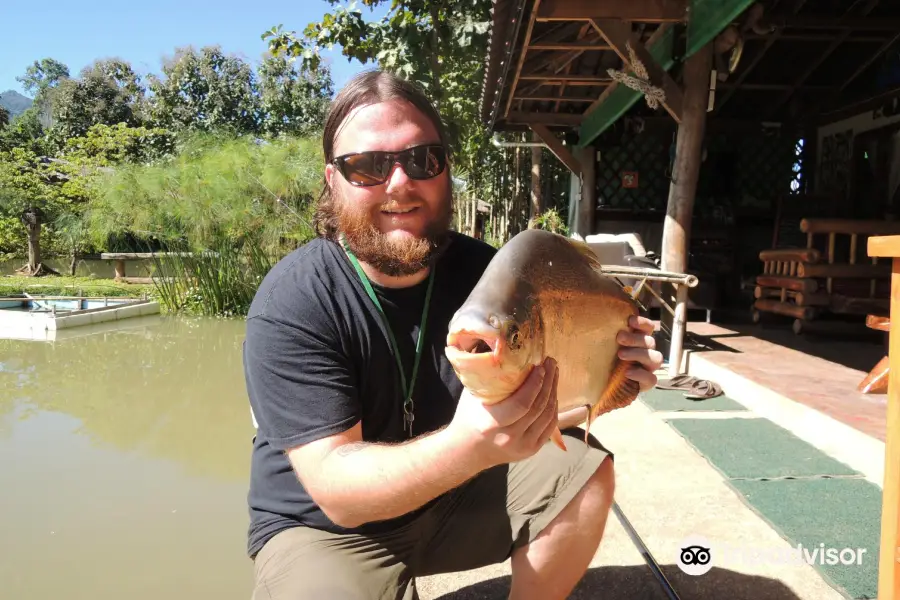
[251, 427, 612, 600]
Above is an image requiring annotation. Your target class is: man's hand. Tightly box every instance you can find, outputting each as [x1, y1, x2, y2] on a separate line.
[447, 357, 560, 471]
[617, 314, 664, 391]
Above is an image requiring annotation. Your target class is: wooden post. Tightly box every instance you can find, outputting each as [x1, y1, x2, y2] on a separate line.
[868, 235, 900, 600]
[659, 42, 712, 376]
[577, 145, 596, 236]
[530, 131, 543, 227]
[114, 259, 126, 280]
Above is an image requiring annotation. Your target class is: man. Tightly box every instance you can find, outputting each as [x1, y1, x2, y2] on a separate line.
[243, 69, 662, 600]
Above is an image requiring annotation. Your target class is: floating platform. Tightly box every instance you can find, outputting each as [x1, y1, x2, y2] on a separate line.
[0, 295, 160, 340]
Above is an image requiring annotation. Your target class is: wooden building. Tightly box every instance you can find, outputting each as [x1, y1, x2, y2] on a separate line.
[478, 0, 900, 324]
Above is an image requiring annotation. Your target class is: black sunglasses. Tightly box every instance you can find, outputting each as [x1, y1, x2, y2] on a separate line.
[332, 144, 447, 187]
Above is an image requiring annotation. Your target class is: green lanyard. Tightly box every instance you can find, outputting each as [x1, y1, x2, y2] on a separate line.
[341, 237, 435, 438]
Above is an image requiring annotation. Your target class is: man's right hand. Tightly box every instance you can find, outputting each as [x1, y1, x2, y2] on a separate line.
[446, 357, 560, 471]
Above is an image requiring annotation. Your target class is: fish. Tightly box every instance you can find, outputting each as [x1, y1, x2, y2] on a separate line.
[444, 228, 642, 451]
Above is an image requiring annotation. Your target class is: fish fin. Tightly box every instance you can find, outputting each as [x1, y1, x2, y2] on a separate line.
[593, 360, 642, 420]
[567, 237, 604, 271]
[551, 427, 567, 452]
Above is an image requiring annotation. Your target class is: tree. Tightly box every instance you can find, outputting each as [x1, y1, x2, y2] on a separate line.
[0, 123, 174, 276]
[257, 53, 333, 137]
[146, 46, 262, 135]
[261, 0, 501, 213]
[45, 59, 147, 143]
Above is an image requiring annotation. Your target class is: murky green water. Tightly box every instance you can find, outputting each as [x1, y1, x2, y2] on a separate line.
[0, 315, 256, 599]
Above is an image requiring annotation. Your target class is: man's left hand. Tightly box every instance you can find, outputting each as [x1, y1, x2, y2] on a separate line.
[617, 315, 663, 392]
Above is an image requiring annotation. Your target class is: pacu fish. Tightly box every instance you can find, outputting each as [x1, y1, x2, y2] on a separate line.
[444, 228, 641, 451]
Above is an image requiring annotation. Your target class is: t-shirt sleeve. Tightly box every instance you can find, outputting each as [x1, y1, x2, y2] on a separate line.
[243, 294, 360, 452]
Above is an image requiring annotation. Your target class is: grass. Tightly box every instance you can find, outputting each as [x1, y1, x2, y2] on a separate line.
[0, 275, 156, 300]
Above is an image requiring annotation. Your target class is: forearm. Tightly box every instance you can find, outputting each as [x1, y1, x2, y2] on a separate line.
[310, 426, 483, 527]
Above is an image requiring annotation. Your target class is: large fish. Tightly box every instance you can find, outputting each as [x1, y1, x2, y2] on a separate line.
[445, 228, 641, 451]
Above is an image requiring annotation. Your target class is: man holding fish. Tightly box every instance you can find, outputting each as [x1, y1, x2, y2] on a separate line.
[243, 70, 663, 599]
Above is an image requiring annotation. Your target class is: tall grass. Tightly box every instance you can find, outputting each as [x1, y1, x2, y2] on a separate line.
[85, 132, 322, 315]
[149, 237, 275, 317]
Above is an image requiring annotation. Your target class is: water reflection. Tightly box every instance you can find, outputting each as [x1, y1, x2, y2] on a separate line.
[0, 315, 256, 599]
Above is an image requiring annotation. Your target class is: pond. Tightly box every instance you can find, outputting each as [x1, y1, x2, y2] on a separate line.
[0, 314, 256, 599]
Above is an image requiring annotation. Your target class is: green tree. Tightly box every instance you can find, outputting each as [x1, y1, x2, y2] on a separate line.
[146, 46, 262, 135]
[0, 122, 174, 275]
[44, 59, 147, 144]
[257, 52, 333, 137]
[261, 0, 501, 210]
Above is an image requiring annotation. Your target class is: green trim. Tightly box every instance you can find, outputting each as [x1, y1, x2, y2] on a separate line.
[576, 0, 756, 148]
[686, 0, 757, 58]
[576, 26, 677, 148]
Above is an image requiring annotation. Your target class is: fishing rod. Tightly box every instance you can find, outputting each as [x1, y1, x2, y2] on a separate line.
[612, 501, 683, 600]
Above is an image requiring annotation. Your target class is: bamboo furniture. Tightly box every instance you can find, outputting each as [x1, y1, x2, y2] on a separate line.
[754, 219, 900, 334]
[867, 234, 900, 600]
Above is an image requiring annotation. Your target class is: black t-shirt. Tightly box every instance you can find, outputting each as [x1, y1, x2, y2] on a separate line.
[243, 231, 497, 558]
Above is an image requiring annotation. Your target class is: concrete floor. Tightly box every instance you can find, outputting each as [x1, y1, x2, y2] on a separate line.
[410, 322, 887, 599]
[415, 377, 869, 598]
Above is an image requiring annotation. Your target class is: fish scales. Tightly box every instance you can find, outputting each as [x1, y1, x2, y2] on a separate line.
[445, 229, 641, 451]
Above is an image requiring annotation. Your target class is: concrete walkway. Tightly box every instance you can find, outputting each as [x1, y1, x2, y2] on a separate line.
[413, 360, 879, 599]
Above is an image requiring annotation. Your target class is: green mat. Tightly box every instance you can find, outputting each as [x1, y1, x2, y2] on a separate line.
[729, 478, 882, 599]
[666, 417, 861, 479]
[640, 386, 747, 412]
[664, 416, 878, 598]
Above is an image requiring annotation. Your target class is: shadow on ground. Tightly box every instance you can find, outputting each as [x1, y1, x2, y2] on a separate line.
[427, 564, 811, 600]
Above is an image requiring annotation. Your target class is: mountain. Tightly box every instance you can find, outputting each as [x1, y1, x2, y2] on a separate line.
[0, 90, 34, 120]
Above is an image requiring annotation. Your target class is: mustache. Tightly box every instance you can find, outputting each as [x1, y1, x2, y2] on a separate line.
[378, 197, 425, 211]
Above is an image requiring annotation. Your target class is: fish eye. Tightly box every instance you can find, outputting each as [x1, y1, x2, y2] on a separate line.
[507, 324, 522, 350]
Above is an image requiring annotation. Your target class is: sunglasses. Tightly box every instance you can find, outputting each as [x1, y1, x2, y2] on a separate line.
[332, 144, 448, 187]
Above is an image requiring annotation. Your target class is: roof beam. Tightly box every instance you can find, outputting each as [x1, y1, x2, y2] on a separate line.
[716, 0, 808, 113]
[527, 43, 611, 51]
[505, 111, 584, 126]
[776, 15, 900, 31]
[578, 0, 757, 147]
[591, 18, 684, 123]
[536, 0, 687, 23]
[503, 0, 543, 120]
[519, 74, 613, 84]
[528, 123, 582, 175]
[764, 0, 879, 120]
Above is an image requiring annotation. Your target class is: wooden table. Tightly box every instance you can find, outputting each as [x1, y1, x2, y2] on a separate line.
[868, 235, 900, 599]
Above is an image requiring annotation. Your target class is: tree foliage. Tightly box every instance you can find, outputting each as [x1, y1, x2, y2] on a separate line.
[0, 45, 334, 271]
[262, 0, 502, 200]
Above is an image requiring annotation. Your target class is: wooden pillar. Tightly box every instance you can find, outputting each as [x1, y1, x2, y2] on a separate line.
[530, 131, 542, 227]
[577, 145, 596, 236]
[114, 259, 126, 280]
[868, 235, 900, 600]
[659, 42, 713, 375]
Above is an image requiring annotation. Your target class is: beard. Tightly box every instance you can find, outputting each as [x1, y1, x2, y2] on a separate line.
[332, 179, 455, 277]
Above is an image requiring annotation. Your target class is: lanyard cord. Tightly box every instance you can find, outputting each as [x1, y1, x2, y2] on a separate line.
[340, 237, 435, 438]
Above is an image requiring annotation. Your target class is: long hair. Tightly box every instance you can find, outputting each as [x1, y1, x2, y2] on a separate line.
[314, 70, 452, 240]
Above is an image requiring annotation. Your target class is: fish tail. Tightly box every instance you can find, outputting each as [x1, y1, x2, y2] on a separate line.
[551, 427, 567, 452]
[592, 360, 642, 422]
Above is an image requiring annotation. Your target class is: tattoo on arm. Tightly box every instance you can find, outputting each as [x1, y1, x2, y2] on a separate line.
[335, 442, 367, 457]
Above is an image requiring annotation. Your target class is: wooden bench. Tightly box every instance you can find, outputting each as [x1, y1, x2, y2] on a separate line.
[753, 218, 900, 334]
[99, 252, 203, 283]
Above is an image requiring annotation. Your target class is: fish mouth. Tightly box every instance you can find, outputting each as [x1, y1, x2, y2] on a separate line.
[445, 330, 502, 362]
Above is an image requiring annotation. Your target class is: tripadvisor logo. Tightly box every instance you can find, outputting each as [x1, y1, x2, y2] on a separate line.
[676, 534, 868, 576]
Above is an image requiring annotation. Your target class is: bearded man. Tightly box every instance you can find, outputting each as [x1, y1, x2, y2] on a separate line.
[243, 69, 662, 600]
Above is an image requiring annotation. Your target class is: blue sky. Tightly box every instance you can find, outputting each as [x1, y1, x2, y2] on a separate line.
[2, 0, 388, 97]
